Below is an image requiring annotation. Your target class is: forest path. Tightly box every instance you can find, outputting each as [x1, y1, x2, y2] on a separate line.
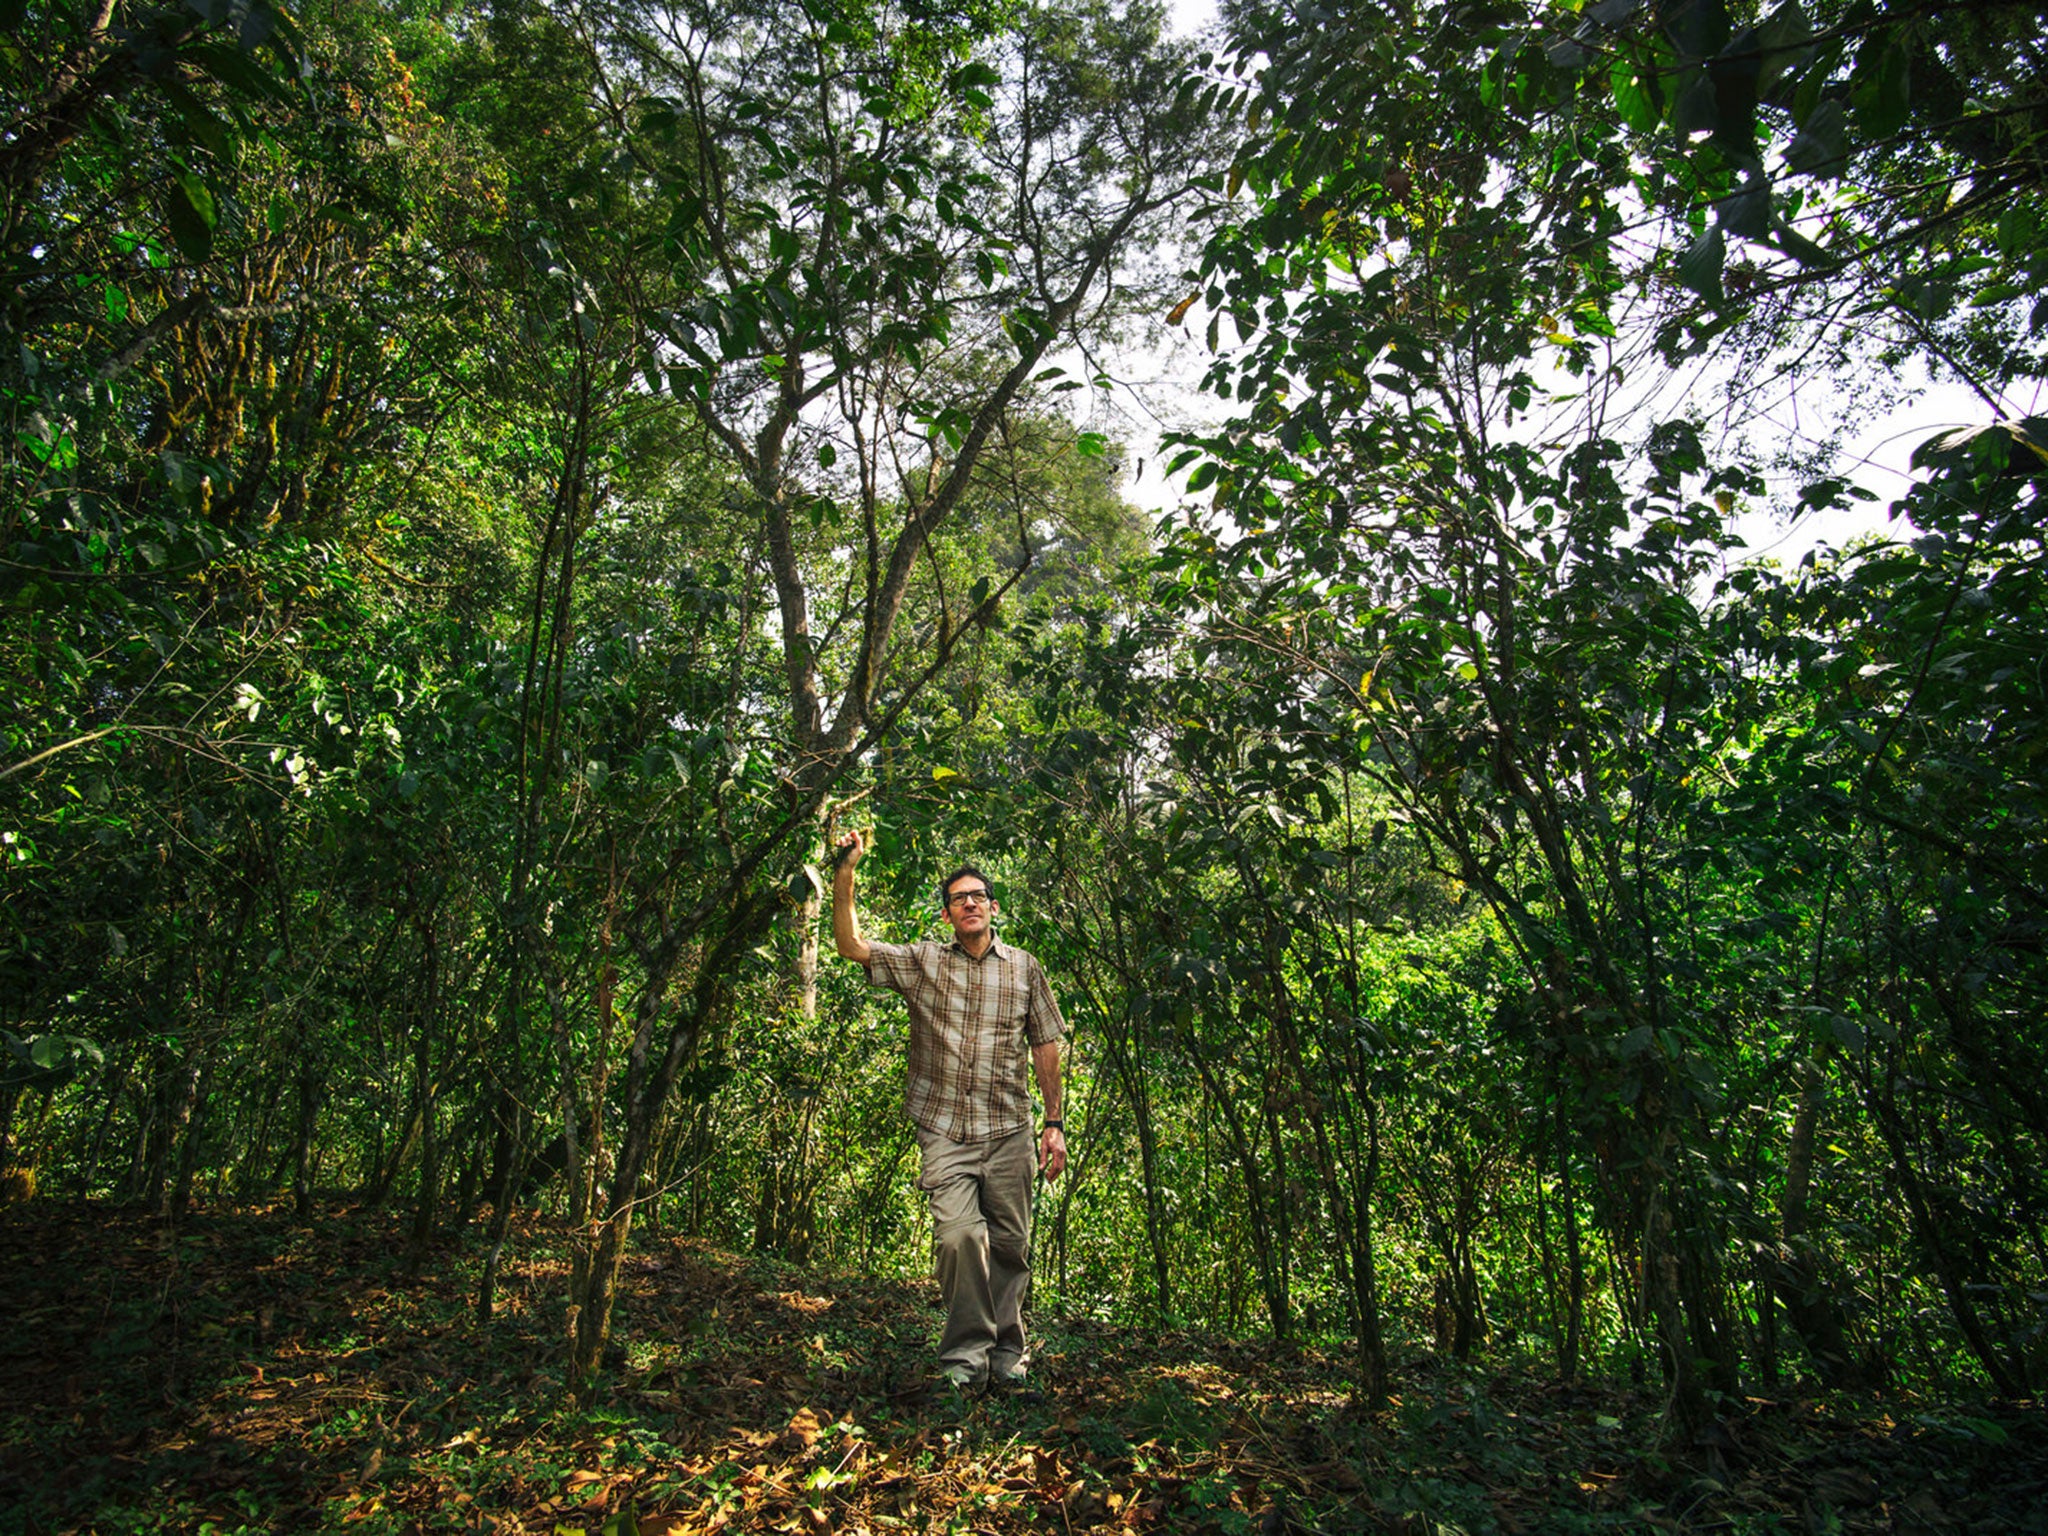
[0, 1203, 2041, 1534]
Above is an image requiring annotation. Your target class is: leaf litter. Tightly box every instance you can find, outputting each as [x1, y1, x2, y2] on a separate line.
[1, 1201, 2044, 1533]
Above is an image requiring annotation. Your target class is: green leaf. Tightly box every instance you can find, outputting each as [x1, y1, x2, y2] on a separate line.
[1754, 1, 1813, 98]
[1611, 60, 1656, 133]
[166, 174, 217, 263]
[1666, 0, 1732, 62]
[1718, 177, 1770, 239]
[158, 78, 235, 160]
[189, 37, 294, 110]
[1850, 35, 1911, 141]
[1676, 224, 1725, 303]
[1709, 43, 1762, 162]
[1782, 97, 1845, 177]
[1771, 215, 1833, 266]
[1671, 70, 1719, 139]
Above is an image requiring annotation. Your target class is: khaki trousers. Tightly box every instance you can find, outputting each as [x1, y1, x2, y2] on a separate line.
[915, 1124, 1036, 1382]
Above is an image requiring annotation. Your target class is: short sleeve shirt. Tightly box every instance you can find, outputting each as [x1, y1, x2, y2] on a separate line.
[864, 935, 1065, 1143]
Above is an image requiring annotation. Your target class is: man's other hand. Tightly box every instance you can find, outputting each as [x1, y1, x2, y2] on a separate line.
[1038, 1125, 1067, 1181]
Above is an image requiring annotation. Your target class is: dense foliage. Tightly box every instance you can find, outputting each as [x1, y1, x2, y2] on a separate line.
[4, 0, 2045, 1444]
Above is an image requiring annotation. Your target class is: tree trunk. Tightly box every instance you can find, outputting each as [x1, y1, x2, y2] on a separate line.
[1184, 1038, 1289, 1341]
[1773, 1050, 1870, 1387]
[1556, 1094, 1584, 1380]
[792, 866, 822, 1023]
[366, 1101, 420, 1207]
[153, 1050, 203, 1219]
[567, 905, 761, 1401]
[1098, 999, 1172, 1321]
[1870, 1070, 2027, 1396]
[292, 1060, 323, 1221]
[167, 1058, 215, 1217]
[1348, 1079, 1387, 1406]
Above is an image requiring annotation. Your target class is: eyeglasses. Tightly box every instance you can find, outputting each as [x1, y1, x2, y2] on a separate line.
[944, 888, 992, 909]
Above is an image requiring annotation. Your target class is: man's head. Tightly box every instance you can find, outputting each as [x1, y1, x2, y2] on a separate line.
[939, 864, 999, 945]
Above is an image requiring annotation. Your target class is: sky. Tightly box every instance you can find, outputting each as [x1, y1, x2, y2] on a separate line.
[1101, 0, 2040, 574]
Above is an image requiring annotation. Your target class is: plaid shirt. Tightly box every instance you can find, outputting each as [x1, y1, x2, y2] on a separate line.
[865, 935, 1065, 1143]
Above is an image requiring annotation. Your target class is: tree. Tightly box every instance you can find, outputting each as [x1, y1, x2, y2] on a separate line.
[458, 0, 1222, 1394]
[1153, 0, 2048, 1418]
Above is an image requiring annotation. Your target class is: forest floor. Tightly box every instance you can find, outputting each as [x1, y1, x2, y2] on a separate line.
[1, 1203, 2044, 1535]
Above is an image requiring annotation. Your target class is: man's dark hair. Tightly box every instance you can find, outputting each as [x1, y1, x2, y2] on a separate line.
[939, 865, 995, 906]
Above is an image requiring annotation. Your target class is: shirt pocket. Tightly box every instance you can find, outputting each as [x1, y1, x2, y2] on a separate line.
[1000, 963, 1032, 1030]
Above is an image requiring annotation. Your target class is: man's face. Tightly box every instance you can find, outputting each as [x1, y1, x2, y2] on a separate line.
[941, 875, 998, 942]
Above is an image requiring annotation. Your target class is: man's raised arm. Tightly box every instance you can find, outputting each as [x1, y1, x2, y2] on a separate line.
[832, 829, 873, 965]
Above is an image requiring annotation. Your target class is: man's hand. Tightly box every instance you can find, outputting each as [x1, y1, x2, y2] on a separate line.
[1038, 1125, 1067, 1182]
[832, 829, 871, 963]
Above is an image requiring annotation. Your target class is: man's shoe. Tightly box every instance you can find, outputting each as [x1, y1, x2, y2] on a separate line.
[988, 1367, 1044, 1404]
[929, 1363, 985, 1405]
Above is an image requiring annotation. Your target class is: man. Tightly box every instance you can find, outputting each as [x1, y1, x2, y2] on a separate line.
[832, 829, 1067, 1391]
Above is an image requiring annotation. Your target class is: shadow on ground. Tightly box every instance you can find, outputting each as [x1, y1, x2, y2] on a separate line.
[2, 1202, 2043, 1534]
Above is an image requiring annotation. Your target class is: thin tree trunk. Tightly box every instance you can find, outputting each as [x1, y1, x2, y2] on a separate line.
[1098, 999, 1172, 1321]
[1871, 1072, 2027, 1396]
[367, 1101, 420, 1207]
[1556, 1092, 1584, 1380]
[567, 907, 761, 1401]
[1774, 1049, 1868, 1387]
[292, 1059, 323, 1221]
[153, 1051, 203, 1219]
[168, 1058, 216, 1216]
